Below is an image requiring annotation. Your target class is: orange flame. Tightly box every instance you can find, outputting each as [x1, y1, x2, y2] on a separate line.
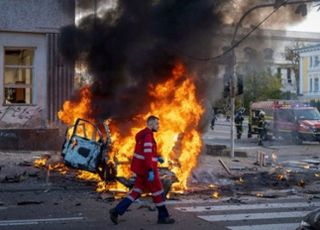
[57, 62, 204, 192]
[58, 86, 93, 124]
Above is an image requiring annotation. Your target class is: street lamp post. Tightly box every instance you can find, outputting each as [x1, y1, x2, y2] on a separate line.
[228, 0, 319, 158]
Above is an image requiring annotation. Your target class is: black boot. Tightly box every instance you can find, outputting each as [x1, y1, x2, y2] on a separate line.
[157, 205, 175, 224]
[109, 208, 118, 224]
[110, 197, 133, 224]
[157, 217, 175, 224]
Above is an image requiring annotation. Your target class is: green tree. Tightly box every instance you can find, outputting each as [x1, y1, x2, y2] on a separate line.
[243, 71, 281, 110]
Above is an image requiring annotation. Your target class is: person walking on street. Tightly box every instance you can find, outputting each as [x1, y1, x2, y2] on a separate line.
[109, 115, 175, 225]
[210, 108, 217, 130]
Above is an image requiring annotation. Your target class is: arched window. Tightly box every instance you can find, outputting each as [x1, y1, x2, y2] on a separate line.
[263, 48, 274, 60]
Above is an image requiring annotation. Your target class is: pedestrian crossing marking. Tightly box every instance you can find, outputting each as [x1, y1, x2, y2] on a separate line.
[228, 223, 300, 230]
[174, 199, 317, 230]
[198, 211, 308, 222]
[175, 201, 320, 212]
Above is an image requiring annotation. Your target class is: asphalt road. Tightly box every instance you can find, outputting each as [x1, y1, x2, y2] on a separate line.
[0, 119, 319, 230]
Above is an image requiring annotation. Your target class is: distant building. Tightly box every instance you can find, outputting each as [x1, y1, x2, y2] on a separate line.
[0, 0, 75, 150]
[296, 44, 320, 101]
[214, 27, 320, 98]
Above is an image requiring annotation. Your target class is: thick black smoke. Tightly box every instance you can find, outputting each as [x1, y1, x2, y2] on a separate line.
[59, 0, 309, 125]
[60, 0, 222, 121]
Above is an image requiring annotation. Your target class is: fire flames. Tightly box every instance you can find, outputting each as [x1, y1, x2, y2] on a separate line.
[57, 62, 204, 193]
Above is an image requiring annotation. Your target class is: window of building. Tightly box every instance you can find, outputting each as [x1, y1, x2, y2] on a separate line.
[310, 78, 313, 92]
[263, 48, 274, 60]
[315, 78, 319, 92]
[310, 56, 313, 68]
[287, 68, 292, 84]
[277, 67, 281, 77]
[315, 56, 320, 67]
[4, 48, 34, 104]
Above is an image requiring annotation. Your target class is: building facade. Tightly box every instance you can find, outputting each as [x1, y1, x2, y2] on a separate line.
[297, 44, 320, 101]
[209, 27, 320, 106]
[0, 0, 75, 149]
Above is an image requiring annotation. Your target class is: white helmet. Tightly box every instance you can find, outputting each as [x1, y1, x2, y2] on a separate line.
[259, 111, 266, 117]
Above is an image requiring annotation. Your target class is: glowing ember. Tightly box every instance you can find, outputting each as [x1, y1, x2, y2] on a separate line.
[48, 163, 69, 175]
[276, 174, 286, 181]
[256, 192, 264, 197]
[57, 62, 204, 193]
[208, 184, 219, 189]
[212, 191, 221, 199]
[236, 177, 244, 184]
[34, 158, 48, 168]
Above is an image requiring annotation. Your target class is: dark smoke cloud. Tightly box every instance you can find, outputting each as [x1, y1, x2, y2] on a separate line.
[59, 0, 309, 126]
[60, 0, 222, 121]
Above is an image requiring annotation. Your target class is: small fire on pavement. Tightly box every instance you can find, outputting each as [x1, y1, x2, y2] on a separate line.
[212, 191, 221, 199]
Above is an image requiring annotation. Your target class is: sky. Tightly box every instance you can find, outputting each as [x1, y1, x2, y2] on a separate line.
[287, 7, 320, 32]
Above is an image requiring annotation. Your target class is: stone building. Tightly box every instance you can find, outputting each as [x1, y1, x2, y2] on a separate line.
[296, 44, 320, 100]
[0, 0, 75, 150]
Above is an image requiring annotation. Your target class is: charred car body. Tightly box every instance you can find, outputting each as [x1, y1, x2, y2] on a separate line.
[248, 100, 320, 144]
[61, 118, 176, 194]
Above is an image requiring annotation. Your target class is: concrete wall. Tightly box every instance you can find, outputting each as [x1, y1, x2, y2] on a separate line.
[0, 0, 75, 33]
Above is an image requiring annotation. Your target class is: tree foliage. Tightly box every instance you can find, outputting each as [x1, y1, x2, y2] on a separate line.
[243, 70, 281, 110]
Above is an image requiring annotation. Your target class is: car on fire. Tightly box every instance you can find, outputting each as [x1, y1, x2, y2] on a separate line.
[61, 118, 176, 195]
[248, 100, 320, 144]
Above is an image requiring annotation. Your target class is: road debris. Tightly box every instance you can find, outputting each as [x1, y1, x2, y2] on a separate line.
[17, 201, 44, 205]
[1, 171, 27, 183]
[218, 158, 232, 175]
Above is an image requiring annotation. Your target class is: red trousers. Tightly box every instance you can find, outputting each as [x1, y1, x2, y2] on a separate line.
[127, 171, 165, 206]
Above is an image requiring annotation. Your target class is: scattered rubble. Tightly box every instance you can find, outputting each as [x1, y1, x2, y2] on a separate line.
[1, 171, 27, 183]
[18, 161, 33, 167]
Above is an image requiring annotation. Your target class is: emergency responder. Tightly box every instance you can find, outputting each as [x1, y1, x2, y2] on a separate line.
[109, 115, 175, 225]
[235, 109, 244, 139]
[257, 111, 266, 146]
[210, 108, 217, 130]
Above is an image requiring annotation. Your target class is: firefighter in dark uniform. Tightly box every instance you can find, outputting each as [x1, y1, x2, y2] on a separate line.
[235, 109, 244, 139]
[109, 115, 175, 225]
[257, 111, 266, 146]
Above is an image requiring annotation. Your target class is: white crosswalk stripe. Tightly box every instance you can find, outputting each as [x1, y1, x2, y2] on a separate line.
[175, 199, 319, 230]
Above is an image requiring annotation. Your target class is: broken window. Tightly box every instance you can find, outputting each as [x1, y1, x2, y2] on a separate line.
[4, 48, 34, 104]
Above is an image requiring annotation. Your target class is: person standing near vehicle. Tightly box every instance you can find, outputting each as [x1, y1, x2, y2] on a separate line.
[109, 115, 175, 225]
[257, 111, 266, 146]
[235, 109, 244, 139]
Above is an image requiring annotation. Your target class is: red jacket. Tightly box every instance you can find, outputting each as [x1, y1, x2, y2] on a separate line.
[130, 128, 158, 176]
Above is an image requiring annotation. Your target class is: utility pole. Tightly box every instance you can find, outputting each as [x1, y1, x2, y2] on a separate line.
[230, 50, 236, 158]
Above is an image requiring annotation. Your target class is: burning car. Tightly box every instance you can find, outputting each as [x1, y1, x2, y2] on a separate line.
[61, 118, 177, 195]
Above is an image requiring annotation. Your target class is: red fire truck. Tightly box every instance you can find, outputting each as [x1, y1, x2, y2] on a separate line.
[248, 100, 320, 144]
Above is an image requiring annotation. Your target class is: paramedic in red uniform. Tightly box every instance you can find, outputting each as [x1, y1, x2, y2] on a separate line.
[109, 115, 175, 225]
